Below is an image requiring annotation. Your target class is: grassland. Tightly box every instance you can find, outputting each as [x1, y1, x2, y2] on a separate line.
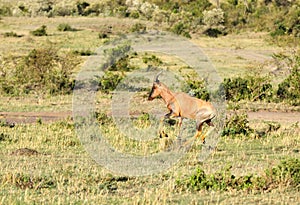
[0, 15, 300, 204]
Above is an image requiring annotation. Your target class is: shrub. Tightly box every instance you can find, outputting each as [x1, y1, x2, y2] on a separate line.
[95, 112, 113, 125]
[181, 77, 210, 101]
[266, 158, 300, 188]
[0, 4, 12, 16]
[104, 44, 132, 66]
[99, 33, 108, 39]
[104, 44, 136, 72]
[76, 1, 90, 16]
[277, 66, 300, 106]
[98, 71, 125, 93]
[171, 22, 191, 38]
[176, 158, 300, 192]
[3, 31, 22, 37]
[30, 25, 47, 36]
[142, 54, 163, 67]
[203, 8, 225, 37]
[221, 112, 254, 137]
[72, 49, 95, 56]
[221, 75, 273, 102]
[177, 165, 264, 192]
[57, 23, 77, 31]
[130, 23, 146, 33]
[0, 47, 79, 95]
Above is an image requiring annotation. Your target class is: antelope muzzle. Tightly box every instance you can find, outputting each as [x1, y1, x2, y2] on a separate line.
[148, 87, 154, 101]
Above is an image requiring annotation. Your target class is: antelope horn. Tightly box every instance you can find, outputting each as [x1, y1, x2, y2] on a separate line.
[154, 71, 163, 82]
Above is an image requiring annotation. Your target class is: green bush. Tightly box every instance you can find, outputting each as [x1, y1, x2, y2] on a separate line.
[57, 23, 77, 31]
[182, 78, 210, 101]
[30, 25, 47, 36]
[104, 44, 131, 65]
[171, 22, 191, 38]
[277, 66, 300, 106]
[202, 8, 225, 37]
[3, 31, 22, 38]
[142, 54, 163, 67]
[104, 44, 137, 72]
[0, 47, 79, 95]
[130, 23, 146, 34]
[176, 158, 300, 192]
[95, 112, 113, 125]
[221, 112, 253, 137]
[0, 4, 12, 16]
[98, 71, 125, 93]
[221, 75, 273, 102]
[76, 1, 90, 16]
[177, 165, 263, 192]
[98, 33, 108, 39]
[266, 158, 300, 188]
[72, 49, 95, 56]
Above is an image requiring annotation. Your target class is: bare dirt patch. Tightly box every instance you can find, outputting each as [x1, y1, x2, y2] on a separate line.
[0, 111, 72, 124]
[10, 148, 40, 156]
[1, 110, 299, 125]
[248, 110, 299, 123]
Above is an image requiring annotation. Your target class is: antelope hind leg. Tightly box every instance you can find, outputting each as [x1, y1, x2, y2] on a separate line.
[193, 130, 206, 144]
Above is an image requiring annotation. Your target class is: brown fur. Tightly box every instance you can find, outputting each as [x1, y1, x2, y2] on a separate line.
[148, 80, 216, 143]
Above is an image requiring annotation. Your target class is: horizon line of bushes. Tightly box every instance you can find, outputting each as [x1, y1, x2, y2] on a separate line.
[0, 0, 299, 40]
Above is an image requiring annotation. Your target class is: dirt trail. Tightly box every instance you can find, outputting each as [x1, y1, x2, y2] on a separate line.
[0, 110, 299, 125]
[248, 110, 299, 123]
[0, 111, 72, 124]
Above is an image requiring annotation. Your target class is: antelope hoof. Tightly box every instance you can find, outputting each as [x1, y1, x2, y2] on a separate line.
[159, 131, 168, 138]
[201, 134, 206, 144]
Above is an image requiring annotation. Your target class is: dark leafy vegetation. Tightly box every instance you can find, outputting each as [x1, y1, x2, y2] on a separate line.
[57, 23, 78, 32]
[130, 23, 146, 33]
[2, 31, 23, 38]
[72, 49, 96, 56]
[277, 67, 300, 106]
[98, 71, 125, 94]
[0, 46, 80, 95]
[176, 158, 300, 192]
[181, 73, 210, 101]
[221, 75, 273, 102]
[96, 44, 138, 93]
[30, 25, 47, 36]
[222, 112, 254, 138]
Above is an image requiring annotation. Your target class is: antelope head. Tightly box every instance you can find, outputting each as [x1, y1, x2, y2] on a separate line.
[148, 71, 163, 101]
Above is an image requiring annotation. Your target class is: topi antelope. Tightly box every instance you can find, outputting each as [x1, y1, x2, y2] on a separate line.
[148, 71, 216, 144]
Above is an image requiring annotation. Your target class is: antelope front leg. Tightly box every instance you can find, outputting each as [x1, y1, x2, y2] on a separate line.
[158, 115, 169, 138]
[194, 122, 206, 144]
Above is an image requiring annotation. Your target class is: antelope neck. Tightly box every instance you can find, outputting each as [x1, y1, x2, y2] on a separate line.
[160, 86, 175, 105]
